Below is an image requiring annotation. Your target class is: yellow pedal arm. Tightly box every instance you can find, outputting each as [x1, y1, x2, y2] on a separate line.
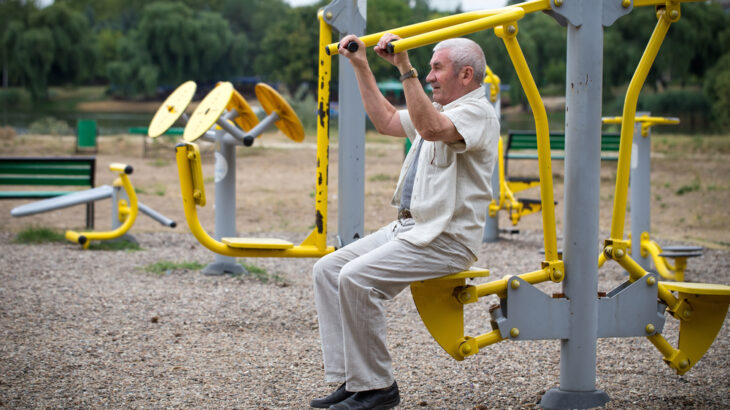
[648, 283, 730, 375]
[411, 268, 492, 361]
[65, 163, 138, 249]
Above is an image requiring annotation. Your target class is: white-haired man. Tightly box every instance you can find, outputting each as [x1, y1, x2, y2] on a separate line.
[310, 33, 499, 410]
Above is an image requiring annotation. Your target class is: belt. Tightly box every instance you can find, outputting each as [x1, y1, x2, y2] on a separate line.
[398, 208, 412, 220]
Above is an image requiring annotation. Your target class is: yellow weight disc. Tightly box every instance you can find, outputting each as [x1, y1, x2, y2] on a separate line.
[227, 89, 259, 132]
[255, 83, 305, 143]
[148, 81, 196, 138]
[184, 82, 234, 142]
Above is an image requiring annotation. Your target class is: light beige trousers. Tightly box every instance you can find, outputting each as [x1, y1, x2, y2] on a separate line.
[312, 218, 475, 392]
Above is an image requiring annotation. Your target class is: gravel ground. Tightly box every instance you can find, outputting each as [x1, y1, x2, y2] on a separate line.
[0, 229, 728, 409]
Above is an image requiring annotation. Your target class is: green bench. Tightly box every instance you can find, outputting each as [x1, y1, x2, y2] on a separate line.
[129, 127, 184, 157]
[0, 157, 97, 228]
[505, 130, 621, 177]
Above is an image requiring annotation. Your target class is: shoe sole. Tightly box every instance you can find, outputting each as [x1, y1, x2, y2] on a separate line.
[372, 396, 400, 409]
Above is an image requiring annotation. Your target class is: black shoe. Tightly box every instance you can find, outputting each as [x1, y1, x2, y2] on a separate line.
[310, 383, 354, 408]
[328, 381, 400, 410]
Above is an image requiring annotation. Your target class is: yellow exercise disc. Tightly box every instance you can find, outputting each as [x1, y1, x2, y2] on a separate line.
[184, 82, 234, 142]
[227, 89, 259, 132]
[255, 83, 305, 143]
[148, 81, 196, 138]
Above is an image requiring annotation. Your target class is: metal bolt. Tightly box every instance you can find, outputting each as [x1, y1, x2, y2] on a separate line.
[645, 324, 655, 334]
[615, 248, 625, 259]
[554, 0, 563, 7]
[460, 342, 472, 356]
[678, 360, 689, 370]
[511, 279, 520, 289]
[670, 10, 679, 19]
[506, 25, 516, 35]
[646, 276, 656, 286]
[187, 152, 195, 160]
[683, 309, 692, 318]
[552, 269, 563, 281]
[621, 0, 631, 8]
[326, 11, 333, 19]
[510, 328, 520, 338]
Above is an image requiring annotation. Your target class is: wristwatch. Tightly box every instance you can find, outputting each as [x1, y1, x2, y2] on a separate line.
[399, 67, 418, 82]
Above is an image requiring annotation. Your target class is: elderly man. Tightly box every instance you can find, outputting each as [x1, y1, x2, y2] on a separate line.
[310, 33, 499, 409]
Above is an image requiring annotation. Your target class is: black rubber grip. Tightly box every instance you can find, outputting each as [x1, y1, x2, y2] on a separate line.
[386, 43, 395, 54]
[124, 165, 133, 175]
[243, 136, 254, 147]
[338, 41, 358, 53]
[78, 235, 87, 245]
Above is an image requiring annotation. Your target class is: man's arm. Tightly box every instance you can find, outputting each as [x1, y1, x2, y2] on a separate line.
[372, 33, 464, 143]
[339, 35, 405, 138]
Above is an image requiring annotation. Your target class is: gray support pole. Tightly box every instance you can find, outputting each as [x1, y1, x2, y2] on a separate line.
[483, 162, 500, 242]
[202, 133, 245, 275]
[324, 0, 367, 247]
[483, 83, 501, 242]
[630, 112, 651, 270]
[540, 2, 609, 408]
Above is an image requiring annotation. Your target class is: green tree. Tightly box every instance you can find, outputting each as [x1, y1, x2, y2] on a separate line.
[2, 2, 95, 99]
[106, 1, 240, 97]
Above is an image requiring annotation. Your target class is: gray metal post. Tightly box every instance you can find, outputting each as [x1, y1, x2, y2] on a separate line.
[324, 0, 367, 247]
[540, 1, 619, 407]
[483, 83, 501, 242]
[630, 112, 651, 270]
[202, 133, 245, 275]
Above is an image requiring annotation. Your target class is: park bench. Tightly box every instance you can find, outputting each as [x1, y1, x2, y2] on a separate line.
[129, 127, 184, 157]
[0, 156, 96, 228]
[491, 130, 621, 227]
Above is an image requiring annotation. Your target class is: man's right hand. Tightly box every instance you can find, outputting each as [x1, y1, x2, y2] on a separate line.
[338, 34, 367, 68]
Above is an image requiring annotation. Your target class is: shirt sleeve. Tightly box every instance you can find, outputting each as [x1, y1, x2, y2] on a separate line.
[398, 110, 418, 142]
[442, 100, 496, 153]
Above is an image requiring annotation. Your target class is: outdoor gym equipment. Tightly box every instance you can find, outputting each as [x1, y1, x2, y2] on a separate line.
[12, 162, 176, 248]
[326, 1, 730, 408]
[174, 80, 333, 258]
[599, 114, 703, 281]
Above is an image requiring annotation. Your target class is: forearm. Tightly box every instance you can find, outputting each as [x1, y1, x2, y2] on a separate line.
[351, 64, 400, 135]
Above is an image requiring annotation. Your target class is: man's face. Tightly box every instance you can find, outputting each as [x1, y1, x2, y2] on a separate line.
[425, 48, 465, 106]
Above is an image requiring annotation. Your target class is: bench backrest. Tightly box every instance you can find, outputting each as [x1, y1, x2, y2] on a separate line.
[506, 130, 621, 152]
[0, 157, 96, 187]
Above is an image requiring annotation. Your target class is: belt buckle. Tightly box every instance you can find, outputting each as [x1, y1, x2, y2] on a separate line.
[398, 209, 412, 220]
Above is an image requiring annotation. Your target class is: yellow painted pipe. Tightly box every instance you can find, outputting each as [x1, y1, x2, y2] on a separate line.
[175, 144, 334, 258]
[315, 11, 332, 252]
[388, 8, 525, 54]
[609, 10, 672, 240]
[484, 64, 501, 103]
[613, 252, 679, 309]
[475, 329, 504, 349]
[476, 268, 552, 298]
[641, 238, 677, 280]
[65, 163, 138, 249]
[497, 23, 559, 263]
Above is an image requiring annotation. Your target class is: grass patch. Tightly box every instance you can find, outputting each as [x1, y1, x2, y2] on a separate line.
[369, 173, 398, 183]
[237, 262, 287, 285]
[144, 260, 205, 275]
[88, 239, 141, 251]
[14, 226, 65, 244]
[675, 177, 701, 196]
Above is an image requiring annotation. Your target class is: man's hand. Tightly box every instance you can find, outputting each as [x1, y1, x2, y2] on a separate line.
[338, 34, 367, 68]
[374, 33, 411, 73]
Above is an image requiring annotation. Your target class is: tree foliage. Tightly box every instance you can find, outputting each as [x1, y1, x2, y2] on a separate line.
[0, 0, 728, 130]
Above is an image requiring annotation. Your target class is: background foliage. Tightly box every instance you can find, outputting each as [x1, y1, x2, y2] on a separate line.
[1, 0, 729, 131]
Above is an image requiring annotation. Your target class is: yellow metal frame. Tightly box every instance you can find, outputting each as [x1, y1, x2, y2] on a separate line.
[171, 11, 336, 259]
[488, 136, 543, 226]
[483, 64, 501, 103]
[65, 163, 138, 249]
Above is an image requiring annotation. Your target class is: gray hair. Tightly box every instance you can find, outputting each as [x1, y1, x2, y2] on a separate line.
[433, 38, 486, 85]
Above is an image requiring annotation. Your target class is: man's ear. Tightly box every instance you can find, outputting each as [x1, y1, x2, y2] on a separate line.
[461, 66, 474, 85]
